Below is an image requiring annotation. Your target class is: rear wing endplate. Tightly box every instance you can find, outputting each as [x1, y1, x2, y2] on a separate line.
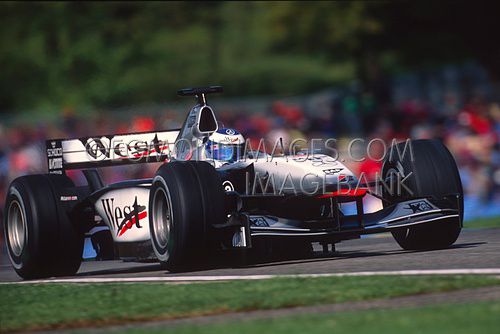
[46, 130, 180, 174]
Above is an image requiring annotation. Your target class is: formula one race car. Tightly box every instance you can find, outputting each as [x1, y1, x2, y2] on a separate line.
[3, 86, 463, 279]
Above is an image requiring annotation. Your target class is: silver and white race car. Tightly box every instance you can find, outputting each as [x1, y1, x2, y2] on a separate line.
[3, 86, 463, 279]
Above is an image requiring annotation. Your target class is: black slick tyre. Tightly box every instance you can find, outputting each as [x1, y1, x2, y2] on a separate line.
[382, 139, 463, 250]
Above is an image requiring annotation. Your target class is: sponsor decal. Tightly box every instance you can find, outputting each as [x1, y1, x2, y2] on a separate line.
[60, 196, 78, 201]
[225, 129, 236, 135]
[46, 139, 64, 174]
[250, 217, 269, 227]
[222, 180, 235, 192]
[298, 155, 338, 166]
[48, 158, 63, 170]
[101, 196, 147, 237]
[80, 133, 171, 161]
[323, 168, 343, 175]
[404, 200, 432, 213]
[222, 136, 239, 143]
[47, 141, 63, 157]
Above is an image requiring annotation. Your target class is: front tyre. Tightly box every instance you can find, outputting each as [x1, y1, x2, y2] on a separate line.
[149, 161, 224, 271]
[4, 174, 83, 279]
[382, 139, 463, 250]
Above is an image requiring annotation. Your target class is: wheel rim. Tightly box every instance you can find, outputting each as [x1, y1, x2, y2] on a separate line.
[152, 187, 172, 250]
[7, 200, 26, 257]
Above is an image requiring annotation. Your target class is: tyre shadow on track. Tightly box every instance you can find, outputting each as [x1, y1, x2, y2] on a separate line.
[447, 242, 486, 249]
[229, 241, 486, 270]
[74, 242, 485, 277]
[76, 264, 163, 277]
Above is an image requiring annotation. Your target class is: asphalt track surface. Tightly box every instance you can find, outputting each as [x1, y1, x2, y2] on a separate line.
[1, 228, 499, 282]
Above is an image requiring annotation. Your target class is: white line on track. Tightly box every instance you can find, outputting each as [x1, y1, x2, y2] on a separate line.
[4, 268, 500, 284]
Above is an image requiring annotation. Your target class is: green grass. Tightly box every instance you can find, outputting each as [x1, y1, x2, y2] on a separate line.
[464, 216, 500, 229]
[1, 275, 499, 332]
[131, 301, 500, 334]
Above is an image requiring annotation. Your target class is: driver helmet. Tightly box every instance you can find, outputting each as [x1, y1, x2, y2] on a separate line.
[205, 128, 245, 163]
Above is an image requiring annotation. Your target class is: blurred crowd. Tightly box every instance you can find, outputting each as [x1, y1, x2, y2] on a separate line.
[1, 63, 499, 222]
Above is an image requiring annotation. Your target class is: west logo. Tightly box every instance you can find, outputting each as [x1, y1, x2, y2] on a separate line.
[101, 196, 147, 237]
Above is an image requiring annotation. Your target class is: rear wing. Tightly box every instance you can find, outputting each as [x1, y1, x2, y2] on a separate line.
[46, 130, 180, 174]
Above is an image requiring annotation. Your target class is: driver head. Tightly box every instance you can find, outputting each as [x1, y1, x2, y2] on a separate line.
[205, 128, 245, 163]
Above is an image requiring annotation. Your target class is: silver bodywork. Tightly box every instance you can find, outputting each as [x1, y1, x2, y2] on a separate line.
[79, 100, 459, 246]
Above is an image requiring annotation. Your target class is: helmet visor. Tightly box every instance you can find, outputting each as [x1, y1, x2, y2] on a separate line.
[206, 143, 242, 162]
[216, 144, 234, 161]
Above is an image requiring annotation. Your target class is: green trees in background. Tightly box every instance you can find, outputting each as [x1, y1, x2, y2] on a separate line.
[0, 1, 497, 113]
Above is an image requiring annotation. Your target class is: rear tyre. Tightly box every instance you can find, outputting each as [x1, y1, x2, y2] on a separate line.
[382, 139, 463, 250]
[149, 161, 225, 271]
[3, 174, 83, 279]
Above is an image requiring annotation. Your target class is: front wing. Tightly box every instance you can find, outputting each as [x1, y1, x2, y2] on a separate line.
[244, 197, 460, 240]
